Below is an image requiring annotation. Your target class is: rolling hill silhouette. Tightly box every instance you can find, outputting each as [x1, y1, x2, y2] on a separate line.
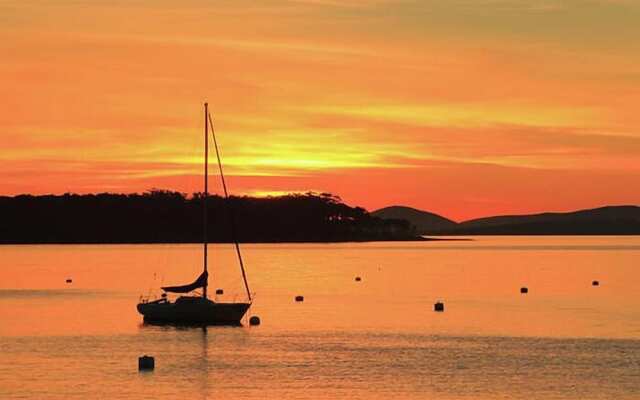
[372, 205, 640, 235]
[372, 206, 457, 233]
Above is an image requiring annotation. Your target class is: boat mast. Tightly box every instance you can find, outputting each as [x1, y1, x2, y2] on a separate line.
[203, 102, 209, 299]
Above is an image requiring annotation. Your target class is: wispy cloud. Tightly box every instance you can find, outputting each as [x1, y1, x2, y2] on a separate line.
[1, 0, 639, 216]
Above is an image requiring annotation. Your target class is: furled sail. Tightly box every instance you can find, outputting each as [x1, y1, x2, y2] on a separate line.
[161, 271, 208, 293]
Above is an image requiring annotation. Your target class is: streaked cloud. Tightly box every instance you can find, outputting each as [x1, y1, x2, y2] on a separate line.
[1, 0, 638, 218]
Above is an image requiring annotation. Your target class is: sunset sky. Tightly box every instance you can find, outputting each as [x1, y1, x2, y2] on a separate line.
[2, 0, 639, 220]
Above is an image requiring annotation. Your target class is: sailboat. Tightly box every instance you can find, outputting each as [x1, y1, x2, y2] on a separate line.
[136, 103, 252, 325]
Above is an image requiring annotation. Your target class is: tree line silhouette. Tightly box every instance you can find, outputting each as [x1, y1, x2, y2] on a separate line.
[0, 191, 419, 244]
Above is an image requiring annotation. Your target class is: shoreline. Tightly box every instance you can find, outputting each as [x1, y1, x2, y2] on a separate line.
[5, 234, 640, 245]
[4, 234, 640, 245]
[0, 236, 472, 245]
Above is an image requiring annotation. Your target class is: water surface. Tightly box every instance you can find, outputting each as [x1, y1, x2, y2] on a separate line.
[1, 237, 639, 399]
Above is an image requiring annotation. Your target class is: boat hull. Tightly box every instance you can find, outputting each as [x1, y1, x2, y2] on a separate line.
[137, 296, 251, 325]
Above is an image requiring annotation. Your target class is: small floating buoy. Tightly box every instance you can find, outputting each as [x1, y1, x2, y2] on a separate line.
[520, 287, 528, 294]
[434, 301, 444, 312]
[216, 288, 224, 295]
[295, 295, 304, 302]
[355, 276, 362, 282]
[65, 278, 72, 284]
[592, 280, 599, 286]
[249, 316, 261, 326]
[138, 355, 155, 371]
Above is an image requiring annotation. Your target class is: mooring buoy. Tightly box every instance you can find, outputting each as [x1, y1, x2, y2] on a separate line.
[249, 316, 261, 326]
[355, 276, 362, 282]
[520, 287, 528, 294]
[434, 301, 444, 312]
[295, 295, 304, 302]
[592, 280, 600, 286]
[216, 288, 224, 295]
[138, 355, 155, 371]
[65, 278, 72, 284]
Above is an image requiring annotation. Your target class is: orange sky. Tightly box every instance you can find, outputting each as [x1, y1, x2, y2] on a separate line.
[1, 0, 639, 220]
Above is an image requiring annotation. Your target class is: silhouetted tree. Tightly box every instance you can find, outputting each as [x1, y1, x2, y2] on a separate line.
[0, 191, 419, 244]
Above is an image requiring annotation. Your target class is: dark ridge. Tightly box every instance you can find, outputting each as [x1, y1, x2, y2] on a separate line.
[452, 205, 640, 235]
[371, 206, 458, 234]
[0, 191, 423, 244]
[373, 204, 640, 235]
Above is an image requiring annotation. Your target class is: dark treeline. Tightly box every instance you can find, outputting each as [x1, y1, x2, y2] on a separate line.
[0, 190, 419, 244]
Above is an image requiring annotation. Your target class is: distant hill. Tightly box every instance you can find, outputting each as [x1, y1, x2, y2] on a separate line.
[371, 206, 457, 233]
[454, 205, 640, 235]
[373, 205, 640, 235]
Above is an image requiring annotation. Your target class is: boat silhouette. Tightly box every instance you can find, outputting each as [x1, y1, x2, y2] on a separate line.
[137, 103, 252, 325]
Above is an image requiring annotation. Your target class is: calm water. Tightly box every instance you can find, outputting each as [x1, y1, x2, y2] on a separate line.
[1, 237, 639, 399]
